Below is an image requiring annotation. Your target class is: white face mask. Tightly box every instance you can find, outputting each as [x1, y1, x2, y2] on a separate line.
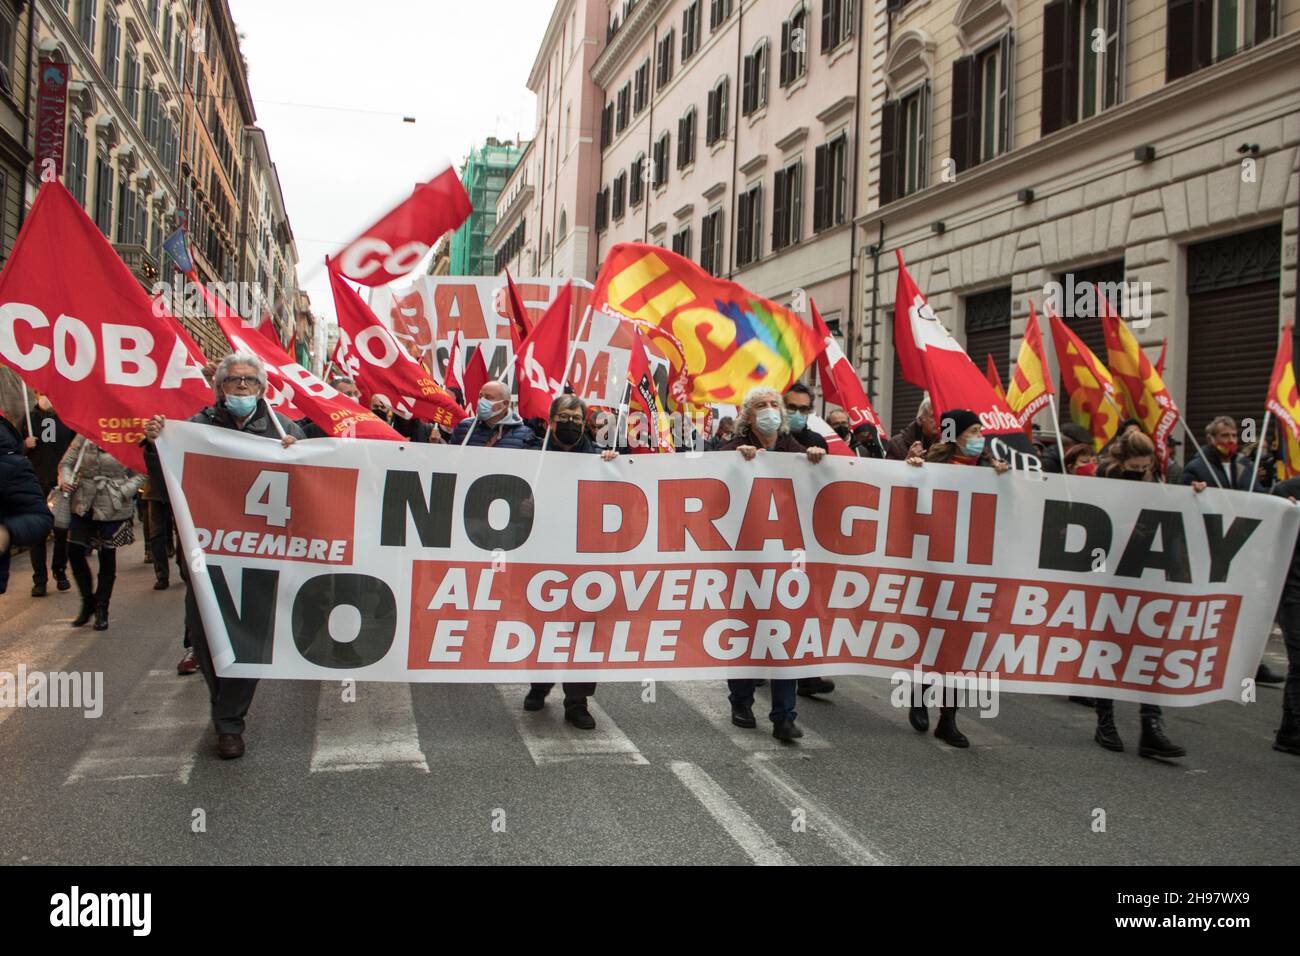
[754, 408, 782, 435]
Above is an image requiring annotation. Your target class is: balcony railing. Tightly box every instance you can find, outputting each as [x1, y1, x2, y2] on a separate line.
[113, 244, 160, 285]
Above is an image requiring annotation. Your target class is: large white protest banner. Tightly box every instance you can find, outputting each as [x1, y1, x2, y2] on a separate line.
[155, 422, 1298, 705]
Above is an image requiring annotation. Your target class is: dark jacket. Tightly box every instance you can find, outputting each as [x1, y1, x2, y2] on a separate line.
[719, 431, 807, 454]
[1, 417, 54, 594]
[790, 425, 828, 451]
[925, 442, 998, 468]
[21, 407, 76, 491]
[886, 420, 935, 461]
[1273, 477, 1300, 605]
[143, 400, 308, 503]
[1179, 450, 1259, 492]
[552, 433, 600, 454]
[451, 414, 540, 450]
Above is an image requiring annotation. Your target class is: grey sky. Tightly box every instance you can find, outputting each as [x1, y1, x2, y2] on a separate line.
[227, 0, 553, 328]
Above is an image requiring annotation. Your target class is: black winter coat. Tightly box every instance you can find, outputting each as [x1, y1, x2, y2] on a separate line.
[1, 418, 54, 594]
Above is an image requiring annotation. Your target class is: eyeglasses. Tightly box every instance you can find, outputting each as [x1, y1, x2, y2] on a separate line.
[554, 415, 585, 425]
[224, 376, 260, 387]
[785, 404, 811, 414]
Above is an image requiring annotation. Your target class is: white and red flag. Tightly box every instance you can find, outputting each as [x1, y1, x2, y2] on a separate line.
[806, 412, 854, 457]
[443, 329, 465, 394]
[893, 250, 1024, 445]
[0, 181, 211, 470]
[327, 262, 463, 428]
[331, 164, 472, 287]
[810, 298, 881, 431]
[515, 281, 574, 420]
[198, 280, 400, 441]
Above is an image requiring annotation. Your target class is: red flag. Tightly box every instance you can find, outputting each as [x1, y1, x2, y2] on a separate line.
[0, 182, 210, 471]
[806, 413, 854, 457]
[462, 344, 489, 409]
[810, 299, 881, 431]
[332, 165, 471, 286]
[198, 280, 400, 440]
[504, 271, 532, 349]
[443, 329, 464, 394]
[985, 354, 1007, 403]
[515, 282, 573, 420]
[893, 251, 1022, 440]
[327, 262, 463, 428]
[1155, 338, 1167, 378]
[626, 323, 674, 453]
[286, 328, 297, 363]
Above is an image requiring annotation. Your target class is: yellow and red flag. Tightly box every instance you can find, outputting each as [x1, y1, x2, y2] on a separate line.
[627, 323, 675, 454]
[1266, 322, 1300, 480]
[589, 243, 822, 406]
[985, 354, 1007, 404]
[1099, 287, 1180, 466]
[1048, 309, 1121, 450]
[1005, 301, 1054, 431]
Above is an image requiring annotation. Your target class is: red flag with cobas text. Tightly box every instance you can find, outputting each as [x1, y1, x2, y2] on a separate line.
[0, 181, 210, 470]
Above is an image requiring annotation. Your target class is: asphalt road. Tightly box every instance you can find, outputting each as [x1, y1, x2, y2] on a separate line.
[1, 538, 1296, 866]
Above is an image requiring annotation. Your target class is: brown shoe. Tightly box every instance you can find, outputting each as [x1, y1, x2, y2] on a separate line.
[216, 733, 245, 759]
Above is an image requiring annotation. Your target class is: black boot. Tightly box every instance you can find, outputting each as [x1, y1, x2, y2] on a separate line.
[797, 677, 835, 697]
[1257, 662, 1285, 685]
[564, 701, 596, 730]
[1274, 714, 1300, 756]
[1094, 710, 1124, 752]
[1138, 715, 1186, 759]
[908, 705, 929, 732]
[523, 685, 548, 711]
[71, 600, 95, 627]
[772, 715, 803, 742]
[934, 708, 969, 748]
[730, 701, 756, 728]
[31, 582, 47, 598]
[93, 604, 109, 631]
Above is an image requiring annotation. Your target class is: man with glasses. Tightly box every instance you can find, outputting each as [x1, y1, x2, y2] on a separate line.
[782, 383, 828, 453]
[522, 394, 618, 728]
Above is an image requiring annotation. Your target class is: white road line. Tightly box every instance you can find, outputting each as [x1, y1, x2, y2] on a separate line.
[65, 669, 209, 785]
[667, 680, 831, 752]
[832, 676, 1013, 750]
[310, 681, 430, 773]
[497, 684, 649, 766]
[0, 620, 99, 730]
[669, 761, 797, 866]
[746, 752, 889, 865]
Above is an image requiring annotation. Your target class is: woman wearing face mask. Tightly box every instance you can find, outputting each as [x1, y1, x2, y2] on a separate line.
[717, 387, 825, 743]
[1091, 429, 1187, 759]
[909, 409, 1010, 748]
[1064, 443, 1098, 476]
[522, 395, 618, 729]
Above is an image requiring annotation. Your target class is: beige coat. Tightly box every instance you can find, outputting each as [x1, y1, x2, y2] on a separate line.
[58, 436, 145, 522]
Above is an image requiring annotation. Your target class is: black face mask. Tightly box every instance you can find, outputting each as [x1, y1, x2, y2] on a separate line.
[833, 425, 851, 440]
[1120, 469, 1147, 480]
[555, 420, 585, 446]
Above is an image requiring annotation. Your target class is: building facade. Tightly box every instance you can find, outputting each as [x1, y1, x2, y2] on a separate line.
[1, 0, 33, 268]
[856, 0, 1300, 445]
[241, 123, 299, 340]
[489, 136, 534, 276]
[450, 136, 525, 276]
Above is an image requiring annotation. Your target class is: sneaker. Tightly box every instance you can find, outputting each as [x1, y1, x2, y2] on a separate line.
[31, 582, 47, 598]
[730, 702, 757, 728]
[177, 649, 198, 675]
[564, 703, 596, 730]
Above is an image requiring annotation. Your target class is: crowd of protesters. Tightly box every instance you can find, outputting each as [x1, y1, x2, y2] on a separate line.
[1, 358, 1296, 767]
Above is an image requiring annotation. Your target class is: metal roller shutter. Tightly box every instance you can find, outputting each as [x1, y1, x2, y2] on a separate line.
[964, 286, 1012, 394]
[891, 354, 926, 436]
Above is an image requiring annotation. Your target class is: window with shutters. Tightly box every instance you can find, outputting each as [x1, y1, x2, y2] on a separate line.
[600, 101, 613, 149]
[772, 161, 802, 251]
[1166, 0, 1275, 81]
[672, 225, 693, 258]
[821, 0, 854, 54]
[736, 182, 762, 267]
[950, 33, 1013, 173]
[658, 29, 676, 89]
[93, 154, 113, 237]
[677, 108, 697, 169]
[65, 124, 89, 205]
[613, 171, 627, 220]
[616, 83, 630, 132]
[706, 77, 729, 145]
[77, 0, 97, 50]
[634, 59, 650, 114]
[653, 133, 670, 189]
[630, 154, 646, 206]
[683, 2, 702, 61]
[101, 8, 120, 86]
[700, 209, 724, 274]
[880, 83, 929, 204]
[1042, 0, 1124, 136]
[780, 4, 809, 86]
[742, 40, 769, 116]
[710, 0, 734, 32]
[813, 134, 848, 232]
[1212, 0, 1274, 60]
[595, 187, 609, 234]
[116, 181, 135, 245]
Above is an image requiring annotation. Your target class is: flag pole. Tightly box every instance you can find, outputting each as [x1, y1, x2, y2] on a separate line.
[1048, 394, 1068, 472]
[21, 380, 33, 440]
[1248, 410, 1271, 493]
[261, 397, 288, 441]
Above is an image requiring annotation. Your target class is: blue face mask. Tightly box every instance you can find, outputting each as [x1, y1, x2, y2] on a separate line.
[961, 436, 985, 458]
[225, 394, 258, 418]
[787, 412, 808, 432]
[476, 397, 499, 422]
[754, 408, 783, 435]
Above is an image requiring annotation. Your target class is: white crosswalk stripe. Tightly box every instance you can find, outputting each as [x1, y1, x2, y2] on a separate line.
[0, 618, 98, 731]
[667, 679, 831, 751]
[669, 761, 797, 866]
[831, 675, 1015, 750]
[309, 680, 430, 773]
[65, 666, 209, 785]
[497, 684, 649, 766]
